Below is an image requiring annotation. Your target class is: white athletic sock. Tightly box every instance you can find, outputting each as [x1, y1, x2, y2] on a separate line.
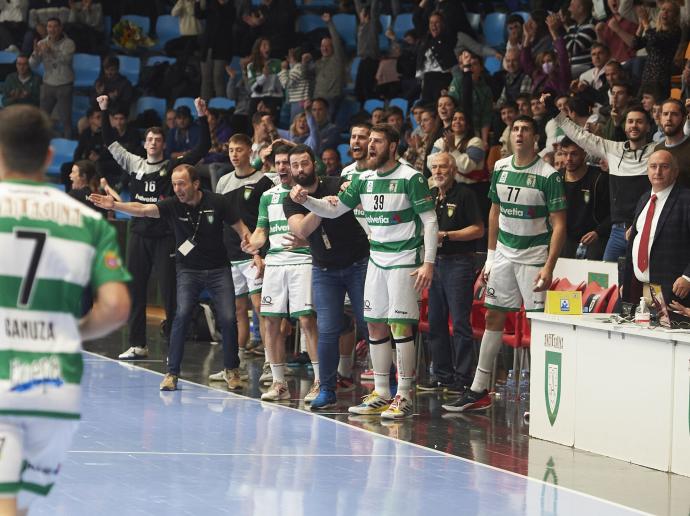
[394, 336, 415, 396]
[337, 355, 353, 378]
[370, 337, 392, 399]
[300, 330, 307, 352]
[271, 363, 286, 383]
[311, 361, 320, 381]
[470, 329, 503, 393]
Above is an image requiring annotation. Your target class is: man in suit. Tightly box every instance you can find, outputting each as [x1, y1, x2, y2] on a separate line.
[624, 150, 690, 309]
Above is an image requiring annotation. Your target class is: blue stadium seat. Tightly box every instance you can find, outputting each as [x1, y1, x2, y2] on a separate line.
[72, 94, 91, 127]
[208, 97, 236, 110]
[346, 56, 360, 94]
[484, 56, 501, 75]
[363, 98, 384, 114]
[173, 96, 197, 118]
[335, 97, 361, 133]
[392, 13, 413, 39]
[0, 51, 17, 64]
[338, 143, 352, 165]
[389, 97, 408, 116]
[118, 55, 140, 86]
[147, 55, 176, 66]
[483, 13, 507, 48]
[466, 12, 481, 33]
[379, 14, 391, 30]
[122, 14, 150, 35]
[136, 96, 166, 120]
[297, 14, 326, 33]
[513, 11, 530, 22]
[153, 15, 181, 51]
[73, 53, 101, 88]
[379, 33, 390, 52]
[333, 14, 356, 50]
[47, 138, 78, 177]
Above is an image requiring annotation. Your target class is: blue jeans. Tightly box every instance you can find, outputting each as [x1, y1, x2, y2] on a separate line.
[168, 266, 238, 375]
[603, 223, 627, 262]
[312, 258, 368, 391]
[427, 254, 475, 385]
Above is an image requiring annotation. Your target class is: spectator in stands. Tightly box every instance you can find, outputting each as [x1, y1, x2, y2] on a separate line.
[655, 99, 690, 187]
[633, 1, 681, 101]
[163, 0, 201, 58]
[29, 17, 74, 138]
[310, 98, 339, 154]
[404, 105, 440, 177]
[623, 150, 690, 311]
[385, 106, 407, 153]
[640, 88, 658, 117]
[354, 0, 381, 102]
[555, 101, 654, 261]
[573, 42, 611, 93]
[416, 10, 456, 104]
[250, 110, 272, 168]
[91, 55, 134, 114]
[681, 59, 690, 101]
[196, 0, 235, 100]
[414, 0, 476, 45]
[499, 102, 518, 158]
[167, 105, 201, 159]
[594, 0, 637, 64]
[246, 37, 283, 117]
[370, 107, 385, 125]
[245, 0, 296, 58]
[496, 48, 533, 106]
[163, 108, 176, 140]
[601, 82, 633, 141]
[321, 148, 341, 176]
[100, 106, 142, 187]
[0, 0, 27, 50]
[197, 108, 233, 191]
[59, 106, 102, 190]
[2, 53, 41, 107]
[456, 14, 523, 60]
[225, 64, 251, 124]
[65, 0, 103, 54]
[314, 13, 346, 120]
[523, 11, 555, 59]
[279, 47, 314, 122]
[651, 101, 664, 142]
[565, 0, 596, 77]
[559, 137, 611, 259]
[515, 92, 532, 116]
[22, 0, 68, 54]
[289, 100, 320, 151]
[448, 51, 492, 146]
[437, 94, 455, 130]
[522, 13, 571, 98]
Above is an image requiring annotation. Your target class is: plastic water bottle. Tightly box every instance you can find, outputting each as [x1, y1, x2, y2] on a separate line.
[519, 369, 530, 401]
[575, 243, 587, 259]
[635, 297, 650, 328]
[505, 369, 516, 401]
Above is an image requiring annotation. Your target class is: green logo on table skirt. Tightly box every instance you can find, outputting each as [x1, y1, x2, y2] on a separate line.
[545, 351, 562, 426]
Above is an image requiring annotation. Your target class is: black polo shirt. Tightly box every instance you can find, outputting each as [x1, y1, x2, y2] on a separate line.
[431, 181, 483, 255]
[157, 190, 240, 270]
[283, 176, 369, 268]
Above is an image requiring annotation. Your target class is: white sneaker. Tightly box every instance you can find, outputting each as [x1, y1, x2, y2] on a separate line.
[209, 366, 248, 382]
[348, 391, 391, 415]
[381, 393, 413, 419]
[259, 362, 273, 384]
[304, 380, 320, 403]
[260, 381, 290, 401]
[118, 346, 148, 360]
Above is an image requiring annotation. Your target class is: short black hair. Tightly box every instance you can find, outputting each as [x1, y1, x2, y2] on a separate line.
[312, 97, 330, 109]
[288, 143, 316, 162]
[0, 105, 52, 174]
[271, 144, 292, 163]
[626, 104, 653, 126]
[661, 98, 688, 118]
[559, 137, 582, 150]
[511, 115, 538, 134]
[506, 14, 525, 26]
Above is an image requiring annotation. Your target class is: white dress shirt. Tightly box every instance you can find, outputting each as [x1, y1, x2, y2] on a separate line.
[632, 184, 674, 283]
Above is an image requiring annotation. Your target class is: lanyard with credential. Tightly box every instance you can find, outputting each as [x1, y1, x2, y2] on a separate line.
[186, 207, 202, 244]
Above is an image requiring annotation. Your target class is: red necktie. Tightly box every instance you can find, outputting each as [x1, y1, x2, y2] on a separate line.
[637, 194, 657, 273]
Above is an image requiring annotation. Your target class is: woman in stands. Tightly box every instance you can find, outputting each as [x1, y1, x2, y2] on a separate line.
[246, 37, 283, 118]
[288, 100, 320, 151]
[521, 13, 571, 97]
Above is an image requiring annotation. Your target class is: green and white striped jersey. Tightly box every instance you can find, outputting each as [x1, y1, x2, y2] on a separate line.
[341, 162, 370, 234]
[256, 184, 311, 266]
[339, 162, 434, 268]
[489, 156, 567, 265]
[0, 180, 130, 419]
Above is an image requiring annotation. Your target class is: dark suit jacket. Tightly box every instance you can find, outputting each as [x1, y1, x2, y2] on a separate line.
[624, 183, 690, 307]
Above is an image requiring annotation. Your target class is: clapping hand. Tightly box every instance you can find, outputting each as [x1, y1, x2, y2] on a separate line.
[194, 97, 208, 117]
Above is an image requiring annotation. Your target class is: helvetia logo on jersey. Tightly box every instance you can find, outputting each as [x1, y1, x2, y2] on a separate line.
[104, 251, 121, 270]
[9, 356, 64, 393]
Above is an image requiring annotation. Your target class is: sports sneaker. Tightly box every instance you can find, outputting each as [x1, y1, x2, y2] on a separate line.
[159, 373, 178, 391]
[224, 368, 243, 390]
[261, 381, 290, 401]
[310, 388, 337, 410]
[360, 368, 375, 381]
[209, 367, 249, 382]
[442, 389, 492, 412]
[118, 346, 148, 360]
[259, 362, 273, 384]
[287, 351, 311, 367]
[446, 382, 467, 395]
[336, 374, 356, 392]
[251, 343, 265, 356]
[381, 393, 413, 419]
[348, 391, 391, 415]
[304, 380, 321, 403]
[416, 380, 446, 392]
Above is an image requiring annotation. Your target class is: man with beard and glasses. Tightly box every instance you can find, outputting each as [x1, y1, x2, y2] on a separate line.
[554, 98, 654, 262]
[243, 145, 320, 404]
[654, 99, 690, 188]
[283, 145, 370, 410]
[290, 124, 438, 419]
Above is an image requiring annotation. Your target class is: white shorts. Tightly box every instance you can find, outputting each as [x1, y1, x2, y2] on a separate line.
[260, 264, 314, 318]
[0, 417, 78, 509]
[363, 260, 419, 324]
[484, 249, 545, 311]
[231, 259, 263, 297]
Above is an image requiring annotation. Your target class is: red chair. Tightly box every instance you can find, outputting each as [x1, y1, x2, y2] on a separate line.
[606, 286, 620, 313]
[552, 278, 586, 292]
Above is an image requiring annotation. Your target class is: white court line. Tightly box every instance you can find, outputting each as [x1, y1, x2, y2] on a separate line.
[83, 351, 649, 516]
[69, 450, 443, 458]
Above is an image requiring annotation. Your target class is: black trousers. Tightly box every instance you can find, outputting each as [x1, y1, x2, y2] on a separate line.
[127, 232, 177, 346]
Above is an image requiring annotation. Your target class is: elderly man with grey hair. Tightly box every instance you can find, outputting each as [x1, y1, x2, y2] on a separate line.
[417, 152, 485, 393]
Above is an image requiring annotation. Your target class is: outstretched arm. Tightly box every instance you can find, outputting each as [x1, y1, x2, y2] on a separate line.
[89, 193, 160, 218]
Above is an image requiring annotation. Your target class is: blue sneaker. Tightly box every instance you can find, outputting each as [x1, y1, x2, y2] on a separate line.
[310, 388, 337, 411]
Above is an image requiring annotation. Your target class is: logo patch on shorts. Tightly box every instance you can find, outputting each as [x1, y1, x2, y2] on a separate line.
[261, 296, 273, 306]
[363, 300, 372, 311]
[486, 287, 496, 299]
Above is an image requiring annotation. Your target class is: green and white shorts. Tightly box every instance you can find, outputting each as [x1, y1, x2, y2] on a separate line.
[484, 248, 545, 311]
[260, 263, 314, 318]
[0, 416, 78, 509]
[363, 260, 419, 324]
[231, 259, 263, 297]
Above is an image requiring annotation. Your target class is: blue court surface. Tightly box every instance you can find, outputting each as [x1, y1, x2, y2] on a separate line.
[30, 354, 642, 516]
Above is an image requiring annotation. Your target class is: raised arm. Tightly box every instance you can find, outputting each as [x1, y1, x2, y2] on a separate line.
[89, 193, 161, 218]
[177, 98, 211, 166]
[554, 111, 611, 159]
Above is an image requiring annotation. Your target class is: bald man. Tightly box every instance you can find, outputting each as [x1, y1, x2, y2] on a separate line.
[623, 150, 690, 311]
